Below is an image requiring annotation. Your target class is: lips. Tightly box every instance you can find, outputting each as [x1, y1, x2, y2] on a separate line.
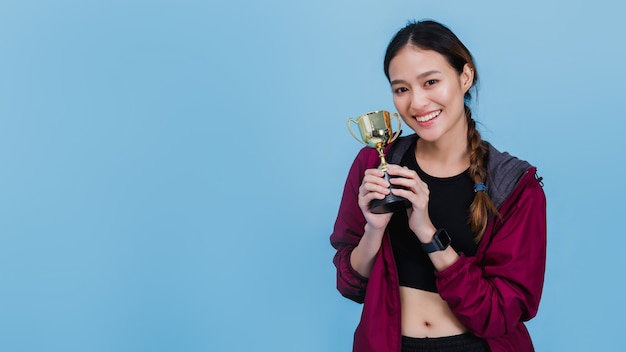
[414, 109, 442, 122]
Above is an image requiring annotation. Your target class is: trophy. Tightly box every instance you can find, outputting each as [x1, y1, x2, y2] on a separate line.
[347, 110, 411, 214]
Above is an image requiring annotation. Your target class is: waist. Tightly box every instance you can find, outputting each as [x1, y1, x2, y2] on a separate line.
[399, 286, 468, 338]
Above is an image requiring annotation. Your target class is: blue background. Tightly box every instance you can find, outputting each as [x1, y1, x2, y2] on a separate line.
[1, 0, 624, 351]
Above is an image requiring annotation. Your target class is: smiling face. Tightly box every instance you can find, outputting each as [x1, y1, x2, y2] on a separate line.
[388, 45, 474, 145]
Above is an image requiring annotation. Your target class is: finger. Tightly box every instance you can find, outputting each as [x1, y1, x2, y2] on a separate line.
[364, 168, 386, 178]
[386, 164, 420, 179]
[390, 188, 429, 209]
[389, 187, 415, 202]
[363, 174, 390, 189]
[360, 180, 390, 198]
[358, 189, 388, 212]
[363, 169, 391, 188]
[361, 189, 387, 202]
[390, 176, 428, 194]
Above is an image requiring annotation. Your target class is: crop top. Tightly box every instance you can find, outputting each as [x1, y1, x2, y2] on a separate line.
[388, 142, 478, 292]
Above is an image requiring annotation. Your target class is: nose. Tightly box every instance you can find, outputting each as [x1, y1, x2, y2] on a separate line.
[410, 88, 428, 111]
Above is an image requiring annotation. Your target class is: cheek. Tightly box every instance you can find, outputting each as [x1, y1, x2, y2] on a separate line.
[391, 97, 410, 122]
[392, 95, 404, 110]
[434, 84, 462, 106]
[393, 92, 413, 106]
[433, 85, 451, 102]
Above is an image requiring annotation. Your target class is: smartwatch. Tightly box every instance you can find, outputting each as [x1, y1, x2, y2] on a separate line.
[421, 228, 451, 253]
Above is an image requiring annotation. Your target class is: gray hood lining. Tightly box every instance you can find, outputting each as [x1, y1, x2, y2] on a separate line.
[387, 134, 532, 209]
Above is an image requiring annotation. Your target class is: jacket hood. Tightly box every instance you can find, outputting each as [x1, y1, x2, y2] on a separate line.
[387, 134, 532, 209]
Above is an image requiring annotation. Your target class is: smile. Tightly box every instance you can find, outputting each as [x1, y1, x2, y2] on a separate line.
[415, 110, 441, 122]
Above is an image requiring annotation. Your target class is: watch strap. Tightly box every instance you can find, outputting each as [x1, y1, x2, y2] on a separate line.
[421, 228, 451, 253]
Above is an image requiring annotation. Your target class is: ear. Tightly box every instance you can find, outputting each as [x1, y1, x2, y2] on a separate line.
[460, 63, 474, 92]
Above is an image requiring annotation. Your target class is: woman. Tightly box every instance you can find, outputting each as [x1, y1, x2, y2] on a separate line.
[330, 20, 546, 352]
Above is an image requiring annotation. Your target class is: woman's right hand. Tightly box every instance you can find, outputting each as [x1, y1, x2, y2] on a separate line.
[358, 168, 394, 231]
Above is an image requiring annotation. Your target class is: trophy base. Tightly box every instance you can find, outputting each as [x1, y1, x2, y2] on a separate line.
[370, 194, 411, 214]
[369, 169, 411, 214]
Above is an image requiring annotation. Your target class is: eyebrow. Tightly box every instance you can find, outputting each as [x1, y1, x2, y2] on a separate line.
[390, 70, 442, 85]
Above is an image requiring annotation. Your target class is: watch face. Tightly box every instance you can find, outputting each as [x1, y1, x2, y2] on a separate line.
[437, 229, 451, 248]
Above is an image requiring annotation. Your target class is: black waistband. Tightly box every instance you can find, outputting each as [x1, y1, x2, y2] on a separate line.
[401, 333, 488, 352]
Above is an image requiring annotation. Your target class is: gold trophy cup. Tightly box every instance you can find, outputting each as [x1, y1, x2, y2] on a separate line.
[347, 110, 411, 214]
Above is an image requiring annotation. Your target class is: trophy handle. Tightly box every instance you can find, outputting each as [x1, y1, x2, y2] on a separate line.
[388, 113, 402, 144]
[347, 118, 365, 144]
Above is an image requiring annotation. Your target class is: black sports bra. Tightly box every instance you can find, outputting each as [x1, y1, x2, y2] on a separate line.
[388, 142, 478, 292]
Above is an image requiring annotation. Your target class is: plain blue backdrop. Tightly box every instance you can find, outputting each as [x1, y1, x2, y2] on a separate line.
[1, 0, 625, 351]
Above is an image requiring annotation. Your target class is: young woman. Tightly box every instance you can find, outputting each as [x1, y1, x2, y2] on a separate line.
[330, 20, 547, 352]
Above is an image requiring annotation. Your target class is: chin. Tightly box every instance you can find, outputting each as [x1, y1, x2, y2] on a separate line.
[414, 129, 444, 142]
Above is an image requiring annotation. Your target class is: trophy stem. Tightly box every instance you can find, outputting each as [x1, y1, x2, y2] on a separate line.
[375, 145, 388, 171]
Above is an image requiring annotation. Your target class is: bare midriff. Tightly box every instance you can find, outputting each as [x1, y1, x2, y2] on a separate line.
[400, 286, 468, 338]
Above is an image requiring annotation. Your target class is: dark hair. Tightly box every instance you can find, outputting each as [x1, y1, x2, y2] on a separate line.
[384, 20, 477, 99]
[384, 20, 497, 241]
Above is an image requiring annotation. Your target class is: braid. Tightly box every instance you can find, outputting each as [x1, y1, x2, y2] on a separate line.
[466, 106, 499, 242]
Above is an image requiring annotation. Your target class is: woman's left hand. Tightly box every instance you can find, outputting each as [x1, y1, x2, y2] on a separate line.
[386, 164, 437, 243]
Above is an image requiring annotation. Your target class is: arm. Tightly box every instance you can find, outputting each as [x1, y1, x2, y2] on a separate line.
[330, 147, 390, 303]
[435, 170, 547, 338]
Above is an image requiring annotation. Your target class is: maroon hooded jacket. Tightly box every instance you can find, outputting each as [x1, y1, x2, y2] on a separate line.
[330, 134, 547, 352]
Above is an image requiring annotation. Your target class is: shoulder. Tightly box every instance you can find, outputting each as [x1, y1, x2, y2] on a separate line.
[387, 133, 418, 164]
[484, 141, 536, 208]
[344, 146, 382, 184]
[352, 146, 381, 168]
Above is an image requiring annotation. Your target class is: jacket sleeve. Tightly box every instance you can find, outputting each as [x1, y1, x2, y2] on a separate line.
[329, 147, 381, 304]
[435, 170, 547, 338]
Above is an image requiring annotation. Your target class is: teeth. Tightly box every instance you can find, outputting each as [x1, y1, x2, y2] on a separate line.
[415, 110, 441, 122]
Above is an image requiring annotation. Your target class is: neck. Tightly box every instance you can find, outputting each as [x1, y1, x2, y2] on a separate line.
[415, 126, 470, 177]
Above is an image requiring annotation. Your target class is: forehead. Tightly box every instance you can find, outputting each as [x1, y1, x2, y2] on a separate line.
[388, 46, 453, 80]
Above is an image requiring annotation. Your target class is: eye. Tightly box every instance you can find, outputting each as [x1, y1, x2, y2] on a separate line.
[393, 87, 409, 94]
[425, 79, 438, 87]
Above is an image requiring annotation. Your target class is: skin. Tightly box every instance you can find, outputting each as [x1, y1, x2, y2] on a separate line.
[350, 45, 476, 337]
